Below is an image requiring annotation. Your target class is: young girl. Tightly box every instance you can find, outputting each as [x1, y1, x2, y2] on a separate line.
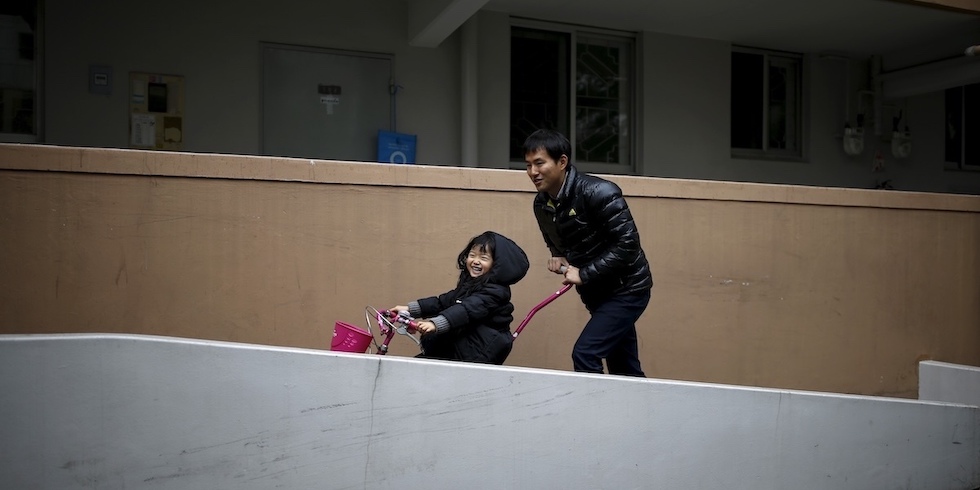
[389, 231, 529, 365]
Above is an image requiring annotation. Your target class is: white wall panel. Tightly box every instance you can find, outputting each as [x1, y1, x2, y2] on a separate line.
[920, 360, 980, 406]
[1, 334, 977, 489]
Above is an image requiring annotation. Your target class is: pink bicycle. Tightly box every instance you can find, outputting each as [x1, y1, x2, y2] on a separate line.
[331, 282, 572, 355]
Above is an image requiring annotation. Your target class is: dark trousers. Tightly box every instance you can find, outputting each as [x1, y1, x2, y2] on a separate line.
[573, 289, 650, 376]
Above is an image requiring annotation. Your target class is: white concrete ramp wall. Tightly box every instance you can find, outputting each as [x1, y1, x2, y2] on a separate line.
[920, 360, 980, 407]
[1, 334, 977, 490]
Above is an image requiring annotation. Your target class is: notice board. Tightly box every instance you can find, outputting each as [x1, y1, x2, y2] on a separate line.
[129, 72, 184, 151]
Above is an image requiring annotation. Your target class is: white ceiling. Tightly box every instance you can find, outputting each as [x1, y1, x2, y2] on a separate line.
[481, 0, 979, 60]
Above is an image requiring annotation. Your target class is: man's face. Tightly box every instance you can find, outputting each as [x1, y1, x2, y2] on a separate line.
[525, 148, 567, 198]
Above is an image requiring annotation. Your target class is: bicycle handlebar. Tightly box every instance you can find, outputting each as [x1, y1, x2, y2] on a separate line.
[380, 309, 421, 332]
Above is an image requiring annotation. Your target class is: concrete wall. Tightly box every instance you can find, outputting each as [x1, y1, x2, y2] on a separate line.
[0, 333, 976, 489]
[920, 360, 980, 406]
[45, 0, 462, 164]
[27, 0, 980, 193]
[2, 144, 980, 398]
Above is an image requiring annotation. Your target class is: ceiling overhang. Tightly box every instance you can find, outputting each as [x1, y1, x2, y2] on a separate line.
[890, 0, 980, 14]
[408, 0, 489, 47]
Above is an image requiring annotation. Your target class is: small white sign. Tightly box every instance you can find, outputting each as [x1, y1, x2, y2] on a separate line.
[319, 94, 340, 115]
[131, 114, 156, 146]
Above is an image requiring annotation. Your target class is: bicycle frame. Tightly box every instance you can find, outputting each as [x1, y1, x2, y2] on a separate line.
[363, 306, 422, 355]
[512, 284, 572, 340]
[362, 274, 572, 354]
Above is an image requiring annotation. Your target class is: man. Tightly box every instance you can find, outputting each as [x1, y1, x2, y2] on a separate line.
[524, 128, 652, 377]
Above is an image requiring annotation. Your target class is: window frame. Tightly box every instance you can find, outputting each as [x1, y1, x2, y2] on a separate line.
[0, 0, 42, 143]
[945, 83, 980, 171]
[509, 18, 638, 175]
[730, 46, 806, 162]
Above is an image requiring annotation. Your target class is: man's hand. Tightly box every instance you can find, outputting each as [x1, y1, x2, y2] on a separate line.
[548, 257, 581, 285]
[547, 257, 569, 274]
[561, 266, 582, 285]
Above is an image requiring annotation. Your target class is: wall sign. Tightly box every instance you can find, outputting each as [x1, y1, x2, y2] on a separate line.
[377, 130, 416, 164]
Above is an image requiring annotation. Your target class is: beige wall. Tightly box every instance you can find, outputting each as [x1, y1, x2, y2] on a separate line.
[2, 144, 979, 398]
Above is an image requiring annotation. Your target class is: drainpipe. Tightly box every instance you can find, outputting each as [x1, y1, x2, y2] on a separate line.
[461, 18, 479, 167]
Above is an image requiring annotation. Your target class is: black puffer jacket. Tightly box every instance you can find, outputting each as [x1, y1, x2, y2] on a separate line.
[410, 232, 529, 364]
[532, 165, 652, 304]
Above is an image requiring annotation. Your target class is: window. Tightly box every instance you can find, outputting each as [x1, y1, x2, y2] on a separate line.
[731, 48, 803, 159]
[945, 83, 980, 169]
[0, 0, 40, 143]
[510, 24, 635, 171]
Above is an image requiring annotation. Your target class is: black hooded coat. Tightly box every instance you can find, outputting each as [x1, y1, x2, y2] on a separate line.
[412, 232, 530, 365]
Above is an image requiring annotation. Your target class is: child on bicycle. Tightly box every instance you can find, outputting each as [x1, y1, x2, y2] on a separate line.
[389, 230, 529, 365]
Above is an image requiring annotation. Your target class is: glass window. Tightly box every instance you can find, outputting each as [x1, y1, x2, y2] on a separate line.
[946, 82, 980, 169]
[731, 48, 802, 159]
[0, 0, 39, 142]
[511, 25, 634, 170]
[510, 27, 570, 156]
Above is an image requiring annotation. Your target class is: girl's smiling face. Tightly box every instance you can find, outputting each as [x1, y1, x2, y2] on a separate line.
[465, 245, 494, 278]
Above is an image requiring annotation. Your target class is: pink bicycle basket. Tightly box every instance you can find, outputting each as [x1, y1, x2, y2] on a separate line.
[330, 321, 373, 353]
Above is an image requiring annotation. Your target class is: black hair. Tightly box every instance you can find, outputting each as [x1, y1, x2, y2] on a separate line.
[456, 231, 496, 296]
[521, 128, 571, 164]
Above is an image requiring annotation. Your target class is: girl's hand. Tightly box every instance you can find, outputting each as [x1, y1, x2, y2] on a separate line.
[388, 305, 409, 315]
[415, 321, 436, 335]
